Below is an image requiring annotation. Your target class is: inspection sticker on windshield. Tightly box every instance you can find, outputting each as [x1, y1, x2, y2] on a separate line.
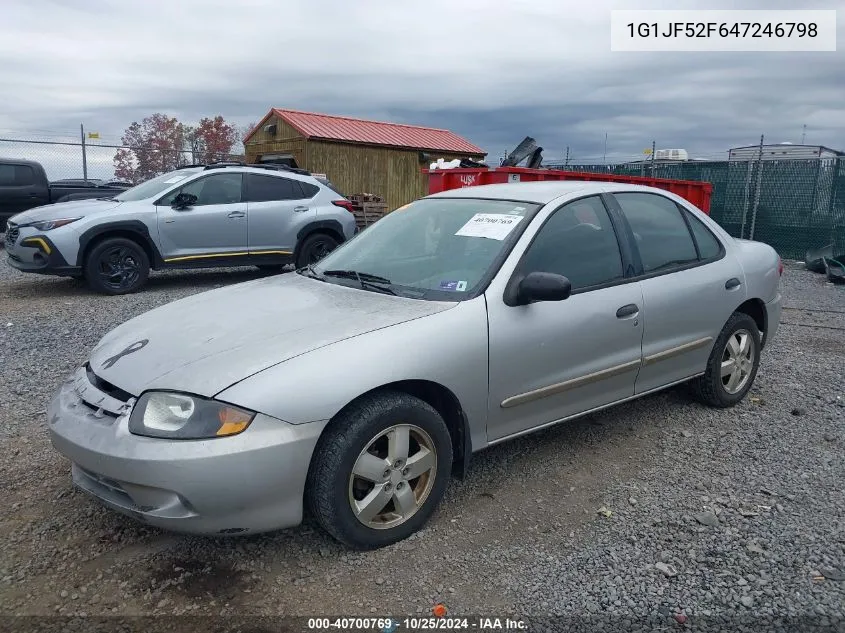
[439, 280, 468, 291]
[455, 213, 523, 240]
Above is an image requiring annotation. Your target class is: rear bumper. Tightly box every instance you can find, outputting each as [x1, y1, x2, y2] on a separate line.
[762, 292, 782, 349]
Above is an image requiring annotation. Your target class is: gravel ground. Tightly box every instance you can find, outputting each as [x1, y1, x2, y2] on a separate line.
[0, 257, 843, 632]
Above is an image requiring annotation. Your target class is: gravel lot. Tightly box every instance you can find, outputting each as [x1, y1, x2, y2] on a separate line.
[0, 256, 843, 631]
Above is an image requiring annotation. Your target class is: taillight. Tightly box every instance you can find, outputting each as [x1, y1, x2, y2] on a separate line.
[332, 200, 355, 213]
[777, 257, 783, 277]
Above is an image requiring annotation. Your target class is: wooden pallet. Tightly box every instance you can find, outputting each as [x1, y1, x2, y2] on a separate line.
[349, 193, 384, 203]
[352, 201, 388, 229]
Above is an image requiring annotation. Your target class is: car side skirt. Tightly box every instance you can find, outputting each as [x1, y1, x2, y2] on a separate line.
[642, 337, 713, 367]
[487, 372, 704, 447]
[500, 359, 643, 409]
[160, 250, 294, 269]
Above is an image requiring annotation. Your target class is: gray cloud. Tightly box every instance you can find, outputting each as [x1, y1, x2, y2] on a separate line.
[1, 0, 843, 178]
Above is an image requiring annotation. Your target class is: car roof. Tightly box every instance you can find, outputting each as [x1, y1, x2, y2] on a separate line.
[189, 164, 322, 186]
[425, 180, 670, 204]
[0, 158, 42, 168]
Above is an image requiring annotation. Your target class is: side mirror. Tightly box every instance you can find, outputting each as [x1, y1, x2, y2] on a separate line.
[171, 192, 197, 210]
[506, 271, 572, 306]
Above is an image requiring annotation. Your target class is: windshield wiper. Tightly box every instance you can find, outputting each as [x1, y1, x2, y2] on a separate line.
[299, 264, 326, 281]
[321, 269, 397, 295]
[323, 269, 392, 284]
[97, 197, 119, 201]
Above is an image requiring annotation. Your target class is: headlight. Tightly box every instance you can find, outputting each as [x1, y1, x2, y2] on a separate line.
[30, 218, 81, 231]
[128, 392, 256, 439]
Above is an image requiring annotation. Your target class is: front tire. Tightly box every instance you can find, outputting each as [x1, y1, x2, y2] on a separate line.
[690, 312, 761, 408]
[84, 237, 150, 295]
[306, 391, 453, 549]
[256, 265, 287, 274]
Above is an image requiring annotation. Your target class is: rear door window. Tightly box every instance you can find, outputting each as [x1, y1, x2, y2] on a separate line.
[0, 164, 35, 186]
[246, 174, 303, 202]
[613, 192, 698, 273]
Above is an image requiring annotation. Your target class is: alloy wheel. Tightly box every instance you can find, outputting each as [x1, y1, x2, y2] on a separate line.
[308, 239, 334, 264]
[347, 424, 437, 530]
[97, 246, 141, 291]
[720, 328, 754, 394]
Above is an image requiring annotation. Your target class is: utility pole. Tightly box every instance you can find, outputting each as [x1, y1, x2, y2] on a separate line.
[650, 140, 656, 175]
[603, 132, 608, 164]
[565, 145, 570, 167]
[80, 123, 88, 181]
[749, 134, 765, 240]
[801, 124, 807, 144]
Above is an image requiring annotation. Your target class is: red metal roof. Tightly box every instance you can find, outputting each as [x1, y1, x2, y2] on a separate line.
[267, 108, 485, 156]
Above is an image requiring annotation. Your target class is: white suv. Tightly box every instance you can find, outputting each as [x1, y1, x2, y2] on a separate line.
[5, 163, 357, 294]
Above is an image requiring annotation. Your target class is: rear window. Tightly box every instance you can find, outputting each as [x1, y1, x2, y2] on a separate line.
[0, 164, 36, 186]
[316, 177, 343, 196]
[246, 174, 303, 202]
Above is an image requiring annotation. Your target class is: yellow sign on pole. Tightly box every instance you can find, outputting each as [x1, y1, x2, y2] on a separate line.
[87, 132, 100, 139]
[643, 148, 653, 155]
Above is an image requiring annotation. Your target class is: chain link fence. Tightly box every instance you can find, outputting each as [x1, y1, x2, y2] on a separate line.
[549, 157, 845, 260]
[3, 136, 843, 260]
[0, 137, 243, 184]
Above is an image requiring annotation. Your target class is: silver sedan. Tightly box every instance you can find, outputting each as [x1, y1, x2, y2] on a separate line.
[48, 181, 783, 548]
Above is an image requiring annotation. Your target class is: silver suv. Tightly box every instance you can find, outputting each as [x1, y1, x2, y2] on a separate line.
[4, 163, 357, 294]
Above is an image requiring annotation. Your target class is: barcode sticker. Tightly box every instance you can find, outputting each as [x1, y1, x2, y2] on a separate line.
[455, 213, 523, 240]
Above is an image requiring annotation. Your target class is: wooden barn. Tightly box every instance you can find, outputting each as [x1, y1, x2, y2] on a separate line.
[243, 108, 486, 210]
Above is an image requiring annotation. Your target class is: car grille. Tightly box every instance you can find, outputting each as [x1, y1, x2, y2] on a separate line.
[85, 363, 133, 403]
[5, 224, 19, 247]
[74, 364, 133, 418]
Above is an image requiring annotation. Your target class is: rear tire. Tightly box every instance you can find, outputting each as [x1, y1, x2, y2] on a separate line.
[690, 312, 760, 408]
[295, 233, 339, 269]
[84, 237, 150, 295]
[306, 391, 452, 549]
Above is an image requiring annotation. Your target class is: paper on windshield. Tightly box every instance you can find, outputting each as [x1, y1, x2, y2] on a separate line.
[455, 213, 523, 240]
[163, 175, 189, 184]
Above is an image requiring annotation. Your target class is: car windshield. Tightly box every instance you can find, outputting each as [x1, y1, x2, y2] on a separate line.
[310, 197, 539, 299]
[113, 169, 200, 202]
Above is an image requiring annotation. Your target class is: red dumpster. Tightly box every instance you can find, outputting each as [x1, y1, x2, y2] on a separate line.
[424, 166, 713, 214]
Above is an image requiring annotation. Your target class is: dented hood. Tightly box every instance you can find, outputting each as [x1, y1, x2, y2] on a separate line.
[88, 273, 454, 397]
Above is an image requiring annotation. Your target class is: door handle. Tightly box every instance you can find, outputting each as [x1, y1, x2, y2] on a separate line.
[227, 211, 245, 218]
[725, 278, 741, 290]
[616, 304, 639, 318]
[293, 206, 309, 213]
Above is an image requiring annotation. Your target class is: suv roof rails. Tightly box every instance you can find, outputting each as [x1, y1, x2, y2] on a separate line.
[203, 161, 246, 170]
[251, 164, 312, 176]
[198, 162, 313, 177]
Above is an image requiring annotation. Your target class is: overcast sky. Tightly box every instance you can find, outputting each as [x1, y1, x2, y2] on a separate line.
[0, 0, 843, 177]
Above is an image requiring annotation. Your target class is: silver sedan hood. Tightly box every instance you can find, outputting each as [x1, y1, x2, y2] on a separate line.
[10, 199, 122, 224]
[88, 273, 455, 397]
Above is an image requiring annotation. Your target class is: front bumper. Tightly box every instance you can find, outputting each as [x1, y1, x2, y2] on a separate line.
[5, 228, 80, 276]
[48, 367, 327, 535]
